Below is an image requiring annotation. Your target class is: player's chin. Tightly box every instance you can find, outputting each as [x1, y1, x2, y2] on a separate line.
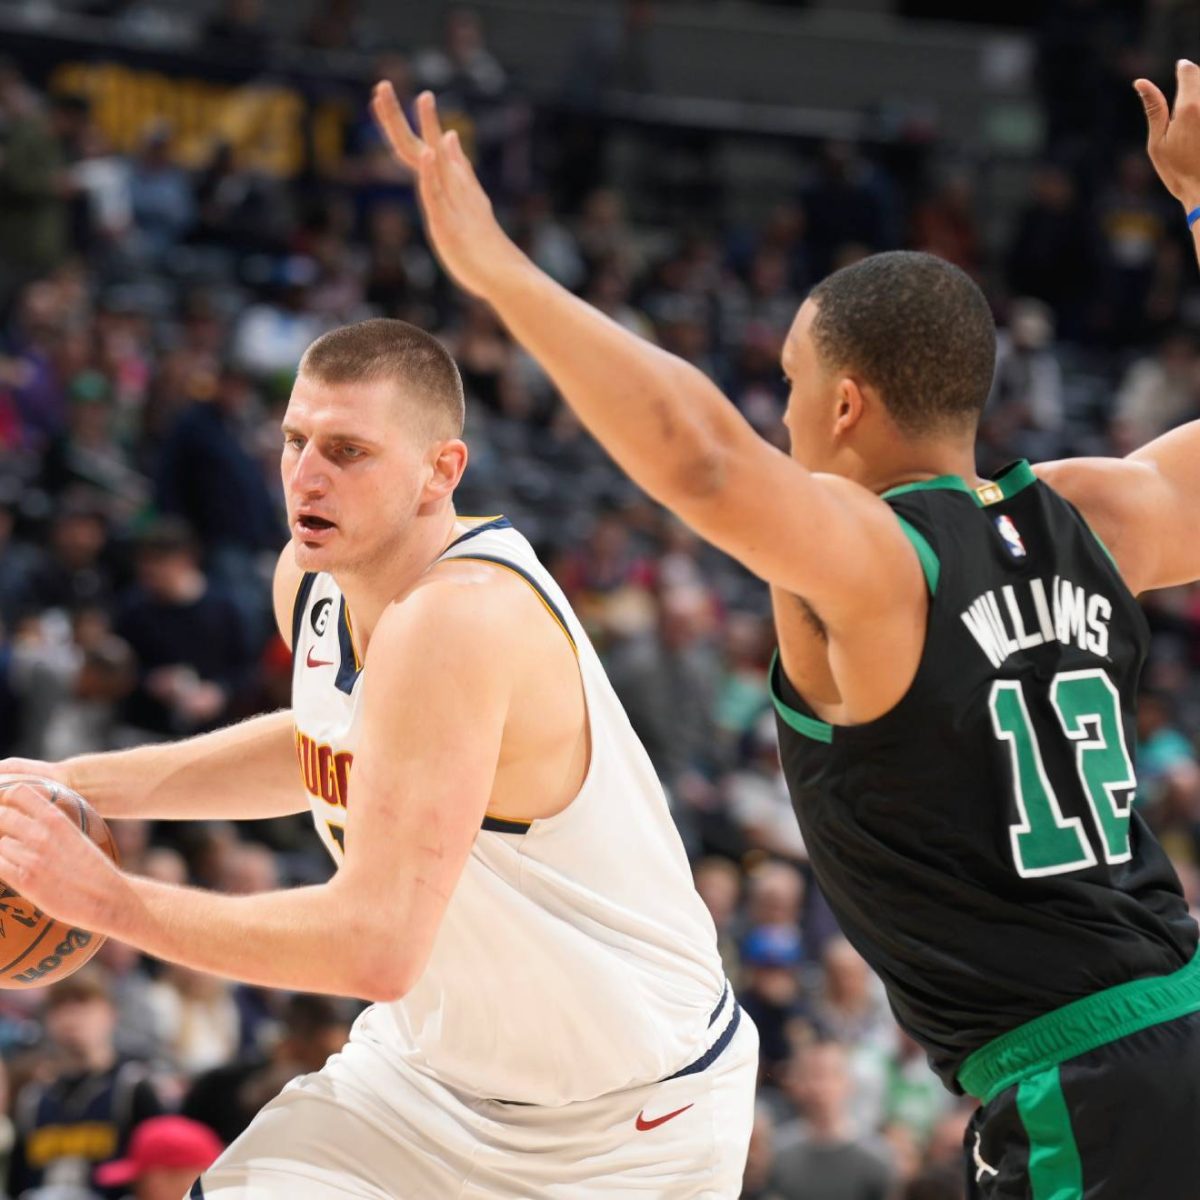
[291, 533, 340, 569]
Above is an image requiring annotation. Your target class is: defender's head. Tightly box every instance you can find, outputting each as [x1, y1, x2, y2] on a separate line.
[782, 251, 996, 478]
[282, 318, 467, 574]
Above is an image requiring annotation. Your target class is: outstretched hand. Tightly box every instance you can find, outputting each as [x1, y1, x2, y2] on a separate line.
[1135, 60, 1200, 210]
[370, 84, 528, 296]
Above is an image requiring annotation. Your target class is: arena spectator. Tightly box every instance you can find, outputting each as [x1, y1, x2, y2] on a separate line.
[769, 1040, 895, 1200]
[8, 967, 164, 1200]
[0, 62, 69, 312]
[145, 967, 241, 1077]
[607, 583, 722, 796]
[27, 501, 117, 617]
[94, 1115, 222, 1200]
[740, 1106, 786, 1200]
[910, 171, 983, 277]
[693, 856, 744, 987]
[724, 714, 805, 863]
[126, 126, 195, 262]
[113, 520, 256, 739]
[1005, 165, 1095, 339]
[8, 608, 134, 759]
[1111, 327, 1200, 452]
[154, 368, 283, 641]
[38, 370, 149, 517]
[981, 299, 1065, 470]
[183, 993, 353, 1144]
[738, 923, 806, 1080]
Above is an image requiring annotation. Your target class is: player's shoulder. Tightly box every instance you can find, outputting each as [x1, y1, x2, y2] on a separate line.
[1032, 455, 1165, 530]
[372, 557, 543, 662]
[272, 543, 310, 644]
[1033, 454, 1156, 498]
[1032, 456, 1163, 590]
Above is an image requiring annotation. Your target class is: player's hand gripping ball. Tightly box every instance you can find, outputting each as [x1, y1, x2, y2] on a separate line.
[0, 776, 119, 988]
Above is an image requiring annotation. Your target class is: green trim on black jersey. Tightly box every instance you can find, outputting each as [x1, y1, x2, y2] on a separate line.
[958, 947, 1200, 1103]
[881, 475, 972, 501]
[1016, 1067, 1084, 1200]
[988, 458, 1039, 500]
[895, 516, 939, 595]
[769, 650, 833, 743]
[882, 459, 1040, 509]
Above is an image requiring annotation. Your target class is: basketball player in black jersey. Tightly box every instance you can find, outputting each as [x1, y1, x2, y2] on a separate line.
[374, 63, 1200, 1198]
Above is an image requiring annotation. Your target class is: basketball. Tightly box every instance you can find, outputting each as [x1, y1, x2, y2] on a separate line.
[0, 776, 120, 990]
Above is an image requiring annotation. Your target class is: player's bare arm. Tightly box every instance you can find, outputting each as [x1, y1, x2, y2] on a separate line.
[0, 548, 310, 821]
[371, 84, 930, 721]
[1036, 61, 1200, 597]
[0, 577, 519, 999]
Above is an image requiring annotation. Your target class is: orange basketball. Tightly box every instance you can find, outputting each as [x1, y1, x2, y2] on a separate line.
[0, 776, 120, 989]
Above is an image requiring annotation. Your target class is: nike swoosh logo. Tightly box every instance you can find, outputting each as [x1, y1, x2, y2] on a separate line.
[306, 648, 334, 668]
[635, 1103, 693, 1131]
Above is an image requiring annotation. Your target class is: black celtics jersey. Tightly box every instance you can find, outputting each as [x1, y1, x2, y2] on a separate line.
[772, 459, 1198, 1089]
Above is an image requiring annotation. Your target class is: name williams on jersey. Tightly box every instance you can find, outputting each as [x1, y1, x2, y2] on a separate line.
[961, 576, 1112, 669]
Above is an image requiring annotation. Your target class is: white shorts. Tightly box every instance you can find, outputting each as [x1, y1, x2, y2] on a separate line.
[192, 1004, 757, 1199]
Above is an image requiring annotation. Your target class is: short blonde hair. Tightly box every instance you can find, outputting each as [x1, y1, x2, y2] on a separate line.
[299, 318, 465, 439]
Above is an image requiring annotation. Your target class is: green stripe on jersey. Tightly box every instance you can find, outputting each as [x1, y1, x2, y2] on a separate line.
[881, 460, 1039, 508]
[1016, 1067, 1084, 1200]
[881, 475, 971, 501]
[895, 516, 940, 595]
[769, 651, 833, 744]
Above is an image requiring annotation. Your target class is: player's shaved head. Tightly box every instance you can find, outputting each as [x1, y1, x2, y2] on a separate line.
[299, 318, 465, 441]
[808, 250, 996, 438]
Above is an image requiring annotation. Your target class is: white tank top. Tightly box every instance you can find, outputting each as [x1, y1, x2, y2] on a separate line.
[290, 518, 730, 1105]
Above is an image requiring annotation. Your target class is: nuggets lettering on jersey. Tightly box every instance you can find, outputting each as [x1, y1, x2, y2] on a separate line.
[295, 730, 352, 810]
[288, 517, 730, 1106]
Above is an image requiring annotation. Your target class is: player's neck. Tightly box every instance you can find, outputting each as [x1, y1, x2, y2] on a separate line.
[863, 441, 986, 496]
[334, 506, 462, 652]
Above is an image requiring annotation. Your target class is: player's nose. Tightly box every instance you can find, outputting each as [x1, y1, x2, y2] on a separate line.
[289, 444, 331, 496]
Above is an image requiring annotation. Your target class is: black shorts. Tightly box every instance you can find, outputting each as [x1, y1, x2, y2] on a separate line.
[964, 1008, 1200, 1199]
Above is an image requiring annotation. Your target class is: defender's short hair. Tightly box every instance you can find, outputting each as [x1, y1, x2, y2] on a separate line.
[299, 318, 465, 439]
[809, 251, 996, 437]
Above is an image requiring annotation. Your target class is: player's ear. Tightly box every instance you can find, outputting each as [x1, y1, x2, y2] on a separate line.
[422, 438, 468, 503]
[832, 377, 866, 436]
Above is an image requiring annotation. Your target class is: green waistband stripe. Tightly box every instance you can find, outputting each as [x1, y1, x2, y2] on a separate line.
[1017, 1067, 1084, 1200]
[960, 947, 1200, 1103]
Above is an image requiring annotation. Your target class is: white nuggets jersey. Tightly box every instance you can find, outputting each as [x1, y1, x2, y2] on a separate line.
[290, 517, 732, 1107]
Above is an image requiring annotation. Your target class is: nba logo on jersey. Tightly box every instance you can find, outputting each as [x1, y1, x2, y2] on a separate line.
[994, 514, 1026, 558]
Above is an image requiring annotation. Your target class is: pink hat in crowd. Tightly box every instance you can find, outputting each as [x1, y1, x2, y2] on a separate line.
[95, 1116, 223, 1187]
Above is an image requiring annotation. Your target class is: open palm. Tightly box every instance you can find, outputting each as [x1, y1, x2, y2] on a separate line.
[370, 84, 527, 297]
[1136, 60, 1200, 210]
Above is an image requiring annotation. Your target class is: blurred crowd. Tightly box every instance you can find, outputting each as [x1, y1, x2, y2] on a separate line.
[0, 1, 1199, 1198]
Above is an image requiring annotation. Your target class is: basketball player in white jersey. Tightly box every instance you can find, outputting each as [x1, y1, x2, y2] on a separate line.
[0, 318, 758, 1197]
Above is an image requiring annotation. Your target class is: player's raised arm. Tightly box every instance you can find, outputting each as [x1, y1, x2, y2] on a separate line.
[1037, 62, 1200, 595]
[0, 548, 309, 821]
[369, 85, 916, 617]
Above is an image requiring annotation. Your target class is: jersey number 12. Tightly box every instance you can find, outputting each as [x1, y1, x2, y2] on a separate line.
[989, 668, 1136, 878]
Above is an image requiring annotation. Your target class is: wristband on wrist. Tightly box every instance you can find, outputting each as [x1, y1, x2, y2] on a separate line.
[1188, 205, 1200, 229]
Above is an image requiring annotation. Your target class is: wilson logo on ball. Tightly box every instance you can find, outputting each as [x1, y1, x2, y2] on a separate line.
[11, 928, 94, 984]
